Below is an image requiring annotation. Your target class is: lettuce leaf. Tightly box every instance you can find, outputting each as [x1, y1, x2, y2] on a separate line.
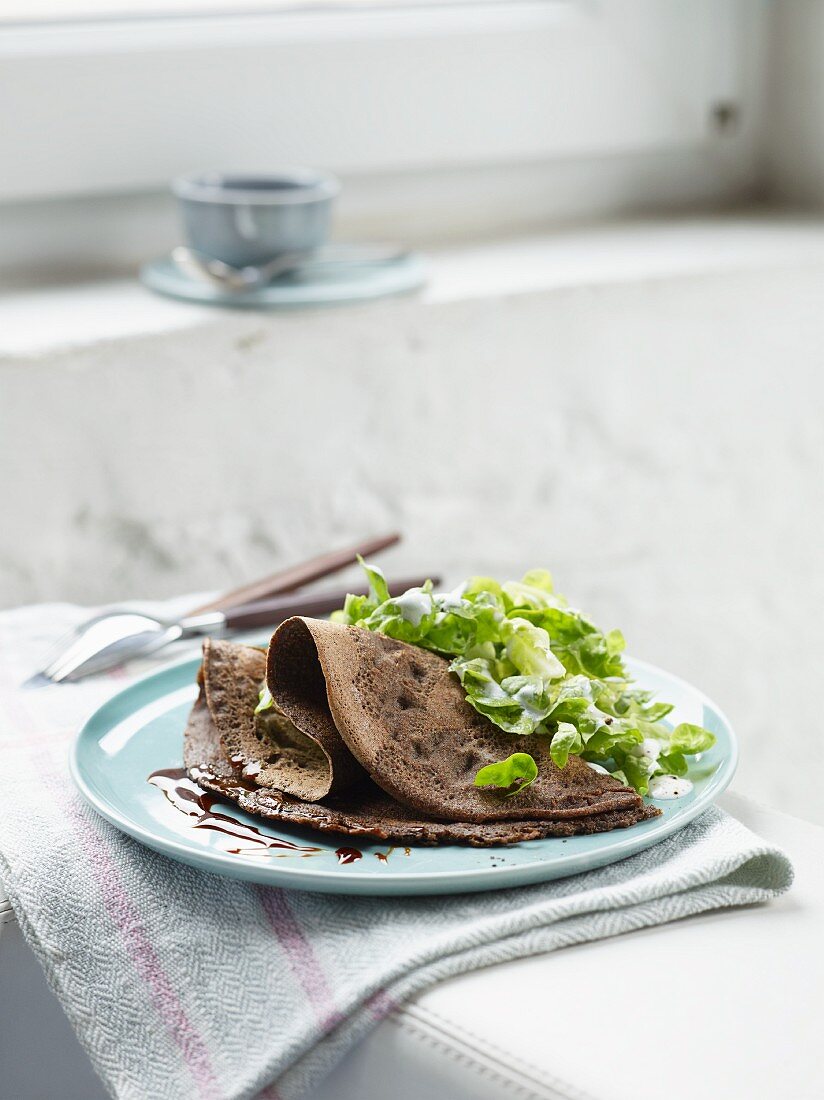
[336, 563, 715, 795]
[474, 752, 538, 796]
[255, 684, 274, 714]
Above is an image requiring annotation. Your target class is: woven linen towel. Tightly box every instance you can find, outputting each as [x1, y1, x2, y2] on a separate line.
[0, 601, 794, 1100]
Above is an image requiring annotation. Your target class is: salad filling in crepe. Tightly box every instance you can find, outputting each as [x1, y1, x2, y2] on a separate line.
[268, 617, 644, 823]
[333, 562, 716, 796]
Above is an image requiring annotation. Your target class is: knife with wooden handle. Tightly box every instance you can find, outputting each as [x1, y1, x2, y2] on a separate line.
[188, 532, 401, 615]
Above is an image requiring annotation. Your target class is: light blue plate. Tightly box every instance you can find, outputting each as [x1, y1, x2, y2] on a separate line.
[70, 655, 736, 896]
[140, 252, 427, 308]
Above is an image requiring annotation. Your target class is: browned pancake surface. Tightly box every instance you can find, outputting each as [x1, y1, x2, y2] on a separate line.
[183, 695, 660, 847]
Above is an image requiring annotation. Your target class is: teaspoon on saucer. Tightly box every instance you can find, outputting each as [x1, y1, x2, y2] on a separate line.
[171, 244, 406, 292]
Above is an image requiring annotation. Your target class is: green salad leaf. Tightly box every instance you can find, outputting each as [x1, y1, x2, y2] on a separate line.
[474, 753, 538, 796]
[255, 685, 274, 714]
[333, 562, 716, 796]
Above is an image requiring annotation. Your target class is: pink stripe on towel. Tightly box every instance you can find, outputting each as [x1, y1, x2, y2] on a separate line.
[365, 987, 398, 1021]
[256, 1083, 283, 1100]
[11, 689, 220, 1100]
[69, 801, 221, 1099]
[258, 887, 342, 1033]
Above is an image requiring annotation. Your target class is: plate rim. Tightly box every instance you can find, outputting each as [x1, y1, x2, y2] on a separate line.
[69, 653, 738, 894]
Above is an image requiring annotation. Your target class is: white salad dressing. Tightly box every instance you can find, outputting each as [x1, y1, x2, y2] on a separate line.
[433, 583, 468, 613]
[587, 757, 694, 801]
[393, 588, 432, 627]
[630, 738, 662, 764]
[648, 774, 694, 800]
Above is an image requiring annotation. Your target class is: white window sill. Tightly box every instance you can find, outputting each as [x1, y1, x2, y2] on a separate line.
[3, 212, 824, 357]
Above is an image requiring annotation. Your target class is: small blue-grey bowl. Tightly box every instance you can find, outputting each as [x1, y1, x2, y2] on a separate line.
[172, 169, 340, 268]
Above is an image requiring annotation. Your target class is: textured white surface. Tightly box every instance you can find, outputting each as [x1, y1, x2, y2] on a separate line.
[5, 215, 824, 354]
[1, 223, 824, 826]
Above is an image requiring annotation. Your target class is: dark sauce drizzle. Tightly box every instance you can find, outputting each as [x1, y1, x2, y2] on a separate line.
[335, 847, 363, 865]
[147, 769, 320, 856]
[148, 769, 410, 867]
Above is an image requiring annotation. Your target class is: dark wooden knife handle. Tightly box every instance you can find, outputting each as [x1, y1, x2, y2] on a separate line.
[187, 532, 401, 615]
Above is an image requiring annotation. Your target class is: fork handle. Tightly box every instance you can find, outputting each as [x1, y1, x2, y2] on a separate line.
[186, 532, 400, 615]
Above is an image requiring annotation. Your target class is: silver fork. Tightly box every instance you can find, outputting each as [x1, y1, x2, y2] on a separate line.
[38, 609, 224, 683]
[35, 574, 434, 684]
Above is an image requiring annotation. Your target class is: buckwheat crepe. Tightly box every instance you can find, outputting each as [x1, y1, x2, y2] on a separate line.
[183, 691, 659, 846]
[202, 637, 364, 801]
[182, 625, 659, 846]
[268, 618, 645, 823]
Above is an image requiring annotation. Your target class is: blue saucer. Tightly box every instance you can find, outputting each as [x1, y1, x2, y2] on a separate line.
[140, 251, 427, 308]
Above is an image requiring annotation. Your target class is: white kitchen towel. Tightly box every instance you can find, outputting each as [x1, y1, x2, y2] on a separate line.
[0, 601, 793, 1100]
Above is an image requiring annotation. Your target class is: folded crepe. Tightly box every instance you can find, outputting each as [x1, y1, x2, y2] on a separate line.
[183, 623, 659, 846]
[201, 637, 364, 801]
